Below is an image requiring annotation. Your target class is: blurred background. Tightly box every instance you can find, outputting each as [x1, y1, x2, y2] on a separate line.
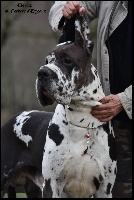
[1, 1, 97, 125]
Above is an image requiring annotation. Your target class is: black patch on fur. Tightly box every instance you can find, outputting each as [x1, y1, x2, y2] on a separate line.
[114, 167, 117, 175]
[43, 178, 53, 198]
[68, 107, 74, 111]
[94, 69, 98, 76]
[80, 118, 84, 122]
[99, 174, 103, 182]
[57, 189, 60, 196]
[68, 83, 71, 88]
[23, 118, 28, 123]
[74, 75, 78, 84]
[62, 76, 66, 82]
[106, 183, 112, 195]
[58, 86, 63, 93]
[82, 146, 88, 155]
[93, 177, 100, 190]
[108, 167, 111, 173]
[93, 89, 97, 94]
[108, 134, 117, 161]
[62, 120, 68, 125]
[48, 124, 64, 146]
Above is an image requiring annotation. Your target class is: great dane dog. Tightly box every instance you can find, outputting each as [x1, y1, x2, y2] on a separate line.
[1, 15, 117, 198]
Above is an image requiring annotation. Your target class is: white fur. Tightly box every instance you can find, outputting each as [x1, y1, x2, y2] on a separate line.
[57, 41, 72, 46]
[13, 111, 39, 147]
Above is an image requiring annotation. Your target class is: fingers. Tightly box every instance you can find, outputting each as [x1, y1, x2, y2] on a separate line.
[99, 94, 117, 104]
[99, 116, 113, 122]
[91, 107, 113, 122]
[91, 107, 114, 122]
[90, 94, 123, 122]
[91, 102, 115, 119]
[63, 2, 77, 19]
[62, 1, 85, 19]
[91, 103, 111, 111]
[79, 6, 86, 14]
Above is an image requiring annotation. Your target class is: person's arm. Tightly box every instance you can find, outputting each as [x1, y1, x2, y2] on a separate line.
[49, 1, 99, 31]
[49, 1, 66, 31]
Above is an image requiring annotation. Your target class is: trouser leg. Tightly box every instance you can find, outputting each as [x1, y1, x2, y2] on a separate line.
[112, 120, 132, 198]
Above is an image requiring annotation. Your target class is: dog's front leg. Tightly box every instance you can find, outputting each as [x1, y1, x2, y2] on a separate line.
[42, 182, 63, 198]
[94, 182, 114, 198]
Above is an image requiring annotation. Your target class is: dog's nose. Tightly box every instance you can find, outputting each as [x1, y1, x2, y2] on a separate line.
[38, 67, 52, 79]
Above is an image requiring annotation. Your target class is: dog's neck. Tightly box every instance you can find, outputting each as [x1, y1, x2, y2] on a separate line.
[65, 65, 105, 129]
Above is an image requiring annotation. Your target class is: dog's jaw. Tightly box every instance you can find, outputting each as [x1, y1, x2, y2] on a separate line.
[65, 103, 104, 129]
[65, 64, 105, 128]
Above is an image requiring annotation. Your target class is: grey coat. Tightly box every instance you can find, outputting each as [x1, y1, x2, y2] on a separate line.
[49, 1, 132, 119]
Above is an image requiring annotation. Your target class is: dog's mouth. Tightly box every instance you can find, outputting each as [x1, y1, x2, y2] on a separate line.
[38, 87, 71, 106]
[38, 87, 55, 106]
[42, 90, 53, 100]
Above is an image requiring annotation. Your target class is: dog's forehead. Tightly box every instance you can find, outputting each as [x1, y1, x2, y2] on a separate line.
[53, 42, 75, 52]
[51, 42, 87, 58]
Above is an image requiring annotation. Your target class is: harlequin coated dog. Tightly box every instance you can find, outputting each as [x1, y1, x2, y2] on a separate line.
[1, 15, 117, 198]
[37, 15, 117, 198]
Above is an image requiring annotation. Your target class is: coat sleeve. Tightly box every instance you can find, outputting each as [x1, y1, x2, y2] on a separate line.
[48, 1, 99, 31]
[48, 1, 66, 31]
[117, 85, 132, 119]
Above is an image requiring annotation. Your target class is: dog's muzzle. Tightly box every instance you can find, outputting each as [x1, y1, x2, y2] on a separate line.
[36, 66, 58, 106]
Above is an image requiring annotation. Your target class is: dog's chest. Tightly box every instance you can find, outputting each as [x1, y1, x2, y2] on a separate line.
[44, 124, 110, 164]
[43, 106, 111, 175]
[42, 105, 116, 197]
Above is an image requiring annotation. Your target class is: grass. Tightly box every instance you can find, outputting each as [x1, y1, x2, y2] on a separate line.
[4, 193, 27, 198]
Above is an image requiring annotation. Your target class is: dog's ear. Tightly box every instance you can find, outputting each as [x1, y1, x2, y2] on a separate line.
[58, 17, 75, 43]
[75, 14, 94, 54]
[58, 14, 94, 54]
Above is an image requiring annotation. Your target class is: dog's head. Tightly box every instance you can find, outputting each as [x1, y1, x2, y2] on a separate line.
[36, 14, 94, 106]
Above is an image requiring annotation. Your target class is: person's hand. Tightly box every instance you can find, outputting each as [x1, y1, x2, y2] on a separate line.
[90, 94, 123, 122]
[62, 1, 86, 19]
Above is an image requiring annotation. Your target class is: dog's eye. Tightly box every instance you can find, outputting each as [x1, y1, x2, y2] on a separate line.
[64, 57, 72, 64]
[59, 53, 73, 65]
